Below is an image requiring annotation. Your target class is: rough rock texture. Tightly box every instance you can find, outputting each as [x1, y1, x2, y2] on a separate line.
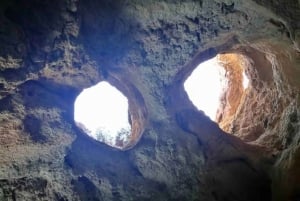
[216, 53, 246, 132]
[0, 0, 299, 201]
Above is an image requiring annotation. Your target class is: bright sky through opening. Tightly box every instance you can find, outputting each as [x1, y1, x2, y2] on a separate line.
[184, 56, 249, 120]
[74, 81, 131, 142]
[242, 71, 249, 89]
[184, 57, 227, 120]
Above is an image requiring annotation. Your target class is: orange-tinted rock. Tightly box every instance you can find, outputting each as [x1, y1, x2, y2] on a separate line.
[216, 53, 247, 132]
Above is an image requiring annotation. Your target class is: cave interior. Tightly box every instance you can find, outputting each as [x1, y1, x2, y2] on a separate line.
[0, 0, 300, 201]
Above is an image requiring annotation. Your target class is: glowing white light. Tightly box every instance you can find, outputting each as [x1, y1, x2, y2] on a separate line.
[184, 57, 226, 120]
[242, 71, 249, 89]
[74, 81, 131, 145]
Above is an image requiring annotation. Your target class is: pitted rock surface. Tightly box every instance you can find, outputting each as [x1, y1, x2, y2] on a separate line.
[0, 0, 299, 201]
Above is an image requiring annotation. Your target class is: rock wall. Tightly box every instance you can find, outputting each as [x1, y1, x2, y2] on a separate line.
[0, 0, 299, 200]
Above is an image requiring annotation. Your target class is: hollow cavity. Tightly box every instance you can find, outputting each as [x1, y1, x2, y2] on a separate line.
[184, 54, 249, 121]
[184, 56, 227, 120]
[74, 81, 131, 148]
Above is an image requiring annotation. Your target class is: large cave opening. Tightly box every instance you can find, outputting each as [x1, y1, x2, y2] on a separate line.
[184, 56, 227, 120]
[184, 53, 249, 129]
[74, 81, 132, 149]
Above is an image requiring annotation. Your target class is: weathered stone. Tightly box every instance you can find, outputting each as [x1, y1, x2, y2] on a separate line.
[0, 0, 299, 200]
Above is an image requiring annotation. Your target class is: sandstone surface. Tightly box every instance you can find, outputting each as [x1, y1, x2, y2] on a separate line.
[0, 0, 299, 200]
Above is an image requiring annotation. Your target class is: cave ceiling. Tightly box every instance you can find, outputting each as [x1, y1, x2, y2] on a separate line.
[0, 0, 299, 201]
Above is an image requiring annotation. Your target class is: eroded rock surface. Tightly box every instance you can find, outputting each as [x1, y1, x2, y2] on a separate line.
[0, 0, 299, 201]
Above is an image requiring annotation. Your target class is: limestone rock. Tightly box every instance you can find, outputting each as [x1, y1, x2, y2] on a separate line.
[0, 0, 299, 200]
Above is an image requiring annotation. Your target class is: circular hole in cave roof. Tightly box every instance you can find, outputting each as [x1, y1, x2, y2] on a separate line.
[74, 81, 131, 149]
[184, 54, 249, 121]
